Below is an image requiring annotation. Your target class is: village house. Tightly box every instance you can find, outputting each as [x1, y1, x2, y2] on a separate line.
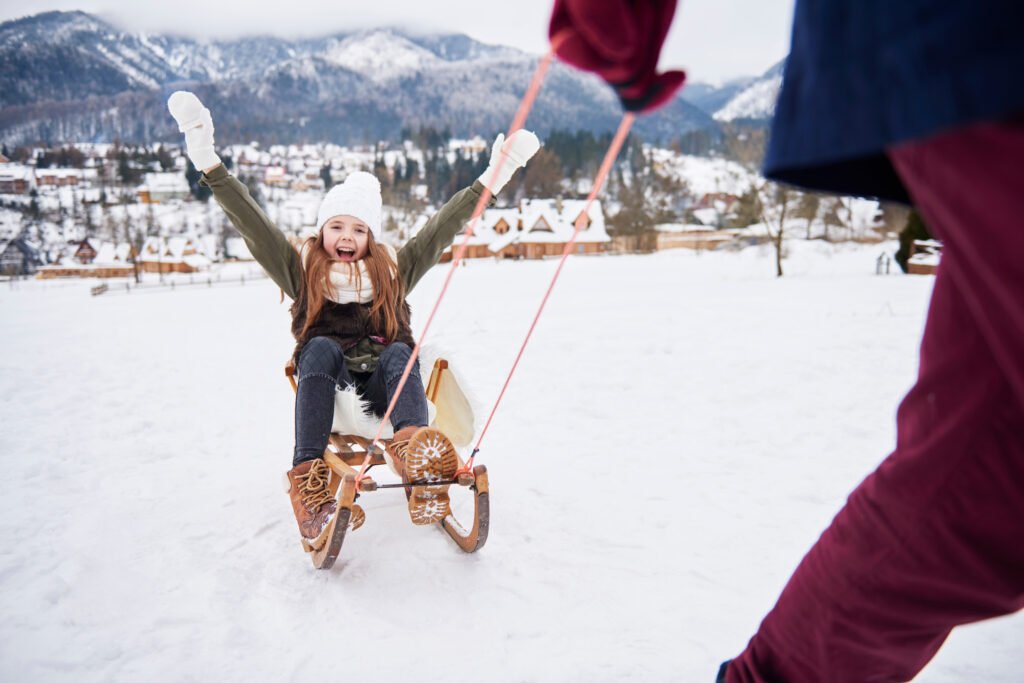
[434, 197, 610, 262]
[137, 172, 190, 204]
[689, 192, 742, 228]
[138, 235, 213, 274]
[264, 166, 289, 188]
[0, 236, 44, 276]
[0, 165, 35, 194]
[73, 237, 99, 263]
[655, 223, 740, 251]
[35, 168, 83, 188]
[907, 239, 942, 275]
[35, 239, 138, 279]
[223, 237, 254, 261]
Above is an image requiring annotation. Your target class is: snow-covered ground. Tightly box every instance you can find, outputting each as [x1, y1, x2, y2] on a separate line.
[1, 242, 1021, 682]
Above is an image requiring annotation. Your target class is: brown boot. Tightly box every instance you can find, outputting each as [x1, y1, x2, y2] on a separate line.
[284, 459, 365, 539]
[388, 427, 459, 525]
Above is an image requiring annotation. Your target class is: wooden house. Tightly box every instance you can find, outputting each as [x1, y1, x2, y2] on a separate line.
[0, 237, 43, 276]
[0, 165, 34, 194]
[907, 239, 942, 275]
[138, 236, 212, 274]
[436, 198, 610, 262]
[36, 241, 137, 279]
[35, 168, 82, 187]
[137, 172, 190, 204]
[655, 223, 738, 251]
[74, 238, 99, 264]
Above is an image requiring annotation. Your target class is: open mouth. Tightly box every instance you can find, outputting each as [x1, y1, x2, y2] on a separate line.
[335, 246, 356, 261]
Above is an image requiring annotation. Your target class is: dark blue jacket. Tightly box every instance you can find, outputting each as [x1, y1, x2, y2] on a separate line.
[764, 0, 1024, 202]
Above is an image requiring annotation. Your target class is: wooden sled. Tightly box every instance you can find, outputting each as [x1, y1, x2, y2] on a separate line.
[286, 358, 489, 569]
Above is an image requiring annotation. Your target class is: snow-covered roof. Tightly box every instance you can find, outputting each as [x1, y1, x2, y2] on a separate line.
[0, 165, 35, 182]
[277, 192, 321, 231]
[141, 172, 189, 193]
[35, 168, 83, 179]
[691, 207, 720, 226]
[139, 235, 212, 263]
[93, 242, 135, 264]
[656, 223, 718, 233]
[410, 198, 611, 255]
[224, 237, 254, 260]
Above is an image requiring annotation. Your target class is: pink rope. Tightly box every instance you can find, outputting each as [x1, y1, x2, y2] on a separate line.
[354, 48, 560, 486]
[458, 113, 636, 475]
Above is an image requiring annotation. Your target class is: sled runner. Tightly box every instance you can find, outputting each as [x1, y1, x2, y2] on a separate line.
[285, 358, 489, 569]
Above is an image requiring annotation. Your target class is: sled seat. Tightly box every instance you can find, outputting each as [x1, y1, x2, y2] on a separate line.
[284, 357, 475, 468]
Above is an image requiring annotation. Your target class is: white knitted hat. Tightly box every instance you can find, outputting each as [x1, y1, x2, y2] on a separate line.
[316, 171, 382, 236]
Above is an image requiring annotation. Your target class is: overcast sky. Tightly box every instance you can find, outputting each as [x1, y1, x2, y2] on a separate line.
[2, 0, 795, 83]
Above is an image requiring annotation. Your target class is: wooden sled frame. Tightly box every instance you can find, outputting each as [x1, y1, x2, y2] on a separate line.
[286, 358, 489, 569]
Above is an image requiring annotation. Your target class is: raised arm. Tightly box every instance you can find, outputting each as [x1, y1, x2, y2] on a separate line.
[167, 91, 303, 300]
[399, 129, 540, 292]
[202, 166, 303, 300]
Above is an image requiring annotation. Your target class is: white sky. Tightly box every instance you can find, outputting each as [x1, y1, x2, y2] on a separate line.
[1, 0, 795, 83]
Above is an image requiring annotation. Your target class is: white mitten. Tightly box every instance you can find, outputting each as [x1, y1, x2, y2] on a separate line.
[167, 91, 222, 171]
[478, 129, 541, 195]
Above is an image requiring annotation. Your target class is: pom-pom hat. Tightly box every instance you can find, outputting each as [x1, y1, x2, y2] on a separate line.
[316, 171, 382, 236]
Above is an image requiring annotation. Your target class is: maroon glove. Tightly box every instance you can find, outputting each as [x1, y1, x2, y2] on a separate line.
[549, 0, 685, 114]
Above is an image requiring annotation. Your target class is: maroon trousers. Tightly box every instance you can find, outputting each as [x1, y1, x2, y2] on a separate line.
[727, 118, 1024, 682]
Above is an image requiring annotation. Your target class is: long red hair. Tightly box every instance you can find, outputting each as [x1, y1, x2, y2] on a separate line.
[297, 231, 407, 341]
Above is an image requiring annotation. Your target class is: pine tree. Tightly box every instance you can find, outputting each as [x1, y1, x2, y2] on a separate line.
[731, 187, 761, 228]
[185, 160, 212, 202]
[895, 210, 931, 273]
[83, 196, 95, 237]
[608, 180, 656, 252]
[521, 148, 564, 199]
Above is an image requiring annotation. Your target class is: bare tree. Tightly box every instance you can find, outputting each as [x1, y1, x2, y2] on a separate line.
[820, 197, 843, 242]
[793, 192, 820, 239]
[757, 182, 794, 277]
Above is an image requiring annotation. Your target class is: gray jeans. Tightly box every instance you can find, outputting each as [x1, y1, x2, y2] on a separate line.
[293, 336, 428, 466]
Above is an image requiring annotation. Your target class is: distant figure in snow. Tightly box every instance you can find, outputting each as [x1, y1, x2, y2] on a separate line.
[547, 0, 1024, 681]
[168, 92, 539, 541]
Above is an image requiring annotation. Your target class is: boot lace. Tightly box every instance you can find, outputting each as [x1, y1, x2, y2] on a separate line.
[296, 459, 333, 512]
[390, 439, 410, 463]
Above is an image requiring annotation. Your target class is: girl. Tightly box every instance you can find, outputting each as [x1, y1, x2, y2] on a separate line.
[167, 91, 538, 541]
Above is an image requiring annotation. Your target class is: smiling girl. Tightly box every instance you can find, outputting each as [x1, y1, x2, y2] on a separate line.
[167, 91, 539, 541]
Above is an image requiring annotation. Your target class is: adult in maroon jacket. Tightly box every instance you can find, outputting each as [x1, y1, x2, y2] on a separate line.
[550, 1, 1024, 681]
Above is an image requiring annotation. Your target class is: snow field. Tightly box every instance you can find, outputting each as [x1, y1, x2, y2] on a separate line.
[1, 242, 1021, 682]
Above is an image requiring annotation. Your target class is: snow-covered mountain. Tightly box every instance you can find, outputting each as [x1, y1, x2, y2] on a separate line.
[0, 11, 716, 145]
[679, 77, 755, 116]
[712, 60, 785, 122]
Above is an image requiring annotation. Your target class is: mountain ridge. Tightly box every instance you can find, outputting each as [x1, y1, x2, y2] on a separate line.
[0, 11, 741, 146]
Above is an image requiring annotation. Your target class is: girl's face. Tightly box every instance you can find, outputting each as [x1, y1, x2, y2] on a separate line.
[321, 215, 370, 262]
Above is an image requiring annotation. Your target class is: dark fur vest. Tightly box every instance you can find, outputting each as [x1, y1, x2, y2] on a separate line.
[290, 292, 415, 362]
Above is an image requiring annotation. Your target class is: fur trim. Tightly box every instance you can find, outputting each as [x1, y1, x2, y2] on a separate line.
[329, 345, 469, 441]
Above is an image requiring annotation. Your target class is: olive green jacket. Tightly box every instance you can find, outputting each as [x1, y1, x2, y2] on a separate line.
[202, 165, 493, 371]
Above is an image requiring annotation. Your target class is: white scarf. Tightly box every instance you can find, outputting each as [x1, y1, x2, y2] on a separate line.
[301, 242, 399, 304]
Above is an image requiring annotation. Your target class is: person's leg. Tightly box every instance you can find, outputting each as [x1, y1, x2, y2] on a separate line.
[364, 342, 458, 525]
[293, 336, 353, 466]
[725, 118, 1024, 682]
[361, 342, 429, 433]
